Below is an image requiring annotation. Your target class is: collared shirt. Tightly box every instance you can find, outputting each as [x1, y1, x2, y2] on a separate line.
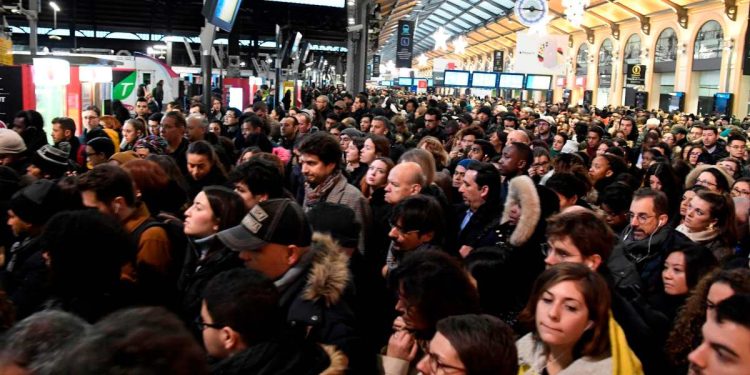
[460, 209, 473, 231]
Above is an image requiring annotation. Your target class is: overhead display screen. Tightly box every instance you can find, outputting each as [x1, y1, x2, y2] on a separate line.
[525, 74, 552, 90]
[203, 0, 243, 31]
[498, 73, 525, 89]
[267, 0, 345, 7]
[443, 70, 470, 87]
[381, 80, 392, 87]
[397, 77, 413, 86]
[471, 72, 498, 88]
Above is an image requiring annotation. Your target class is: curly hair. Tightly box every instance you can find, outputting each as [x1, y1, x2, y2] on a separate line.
[665, 268, 750, 367]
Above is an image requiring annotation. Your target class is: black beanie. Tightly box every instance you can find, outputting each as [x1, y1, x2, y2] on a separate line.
[307, 202, 360, 249]
[10, 179, 62, 226]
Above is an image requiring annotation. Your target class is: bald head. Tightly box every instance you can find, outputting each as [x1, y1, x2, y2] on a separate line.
[506, 130, 531, 145]
[384, 162, 425, 205]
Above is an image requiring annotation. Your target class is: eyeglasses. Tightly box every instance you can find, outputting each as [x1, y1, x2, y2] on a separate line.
[194, 317, 223, 331]
[389, 220, 420, 236]
[627, 212, 656, 224]
[695, 179, 717, 187]
[540, 243, 578, 262]
[423, 348, 466, 374]
[732, 187, 750, 197]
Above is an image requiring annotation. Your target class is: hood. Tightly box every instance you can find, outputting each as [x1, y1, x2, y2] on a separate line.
[302, 233, 351, 307]
[500, 175, 541, 246]
[319, 344, 348, 375]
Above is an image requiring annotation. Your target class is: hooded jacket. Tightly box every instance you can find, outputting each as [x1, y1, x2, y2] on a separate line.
[476, 176, 554, 328]
[279, 234, 365, 374]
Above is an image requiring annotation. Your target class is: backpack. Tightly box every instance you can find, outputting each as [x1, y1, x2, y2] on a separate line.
[131, 216, 188, 273]
[130, 216, 188, 311]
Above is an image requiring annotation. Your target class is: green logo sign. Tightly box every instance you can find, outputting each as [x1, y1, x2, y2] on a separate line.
[113, 71, 137, 100]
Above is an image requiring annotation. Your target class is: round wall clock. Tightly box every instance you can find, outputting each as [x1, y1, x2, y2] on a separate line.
[514, 0, 549, 27]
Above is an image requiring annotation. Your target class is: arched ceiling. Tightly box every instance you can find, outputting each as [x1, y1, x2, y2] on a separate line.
[374, 0, 713, 65]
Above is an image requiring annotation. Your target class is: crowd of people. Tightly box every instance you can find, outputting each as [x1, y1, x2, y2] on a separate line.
[0, 86, 746, 374]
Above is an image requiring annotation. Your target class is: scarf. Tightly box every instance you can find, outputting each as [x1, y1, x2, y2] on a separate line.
[304, 171, 342, 208]
[675, 224, 719, 243]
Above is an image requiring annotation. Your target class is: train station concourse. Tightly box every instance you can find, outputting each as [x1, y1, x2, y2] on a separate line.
[0, 1, 748, 375]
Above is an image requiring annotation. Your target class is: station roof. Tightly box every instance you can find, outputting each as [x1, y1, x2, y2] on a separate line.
[375, 0, 708, 63]
[5, 0, 348, 47]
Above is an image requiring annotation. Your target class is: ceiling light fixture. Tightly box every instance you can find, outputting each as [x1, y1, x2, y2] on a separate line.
[453, 35, 467, 55]
[432, 27, 450, 51]
[562, 0, 589, 27]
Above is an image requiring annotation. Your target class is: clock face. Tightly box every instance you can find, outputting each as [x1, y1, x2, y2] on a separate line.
[514, 0, 549, 27]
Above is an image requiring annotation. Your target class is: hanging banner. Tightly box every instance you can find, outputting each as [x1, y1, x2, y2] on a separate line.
[396, 20, 415, 68]
[514, 31, 568, 75]
[626, 64, 646, 85]
[0, 66, 23, 126]
[493, 50, 504, 72]
[373, 55, 381, 77]
[432, 58, 460, 72]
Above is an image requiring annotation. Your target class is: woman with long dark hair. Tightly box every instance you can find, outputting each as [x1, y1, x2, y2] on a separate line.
[177, 186, 245, 328]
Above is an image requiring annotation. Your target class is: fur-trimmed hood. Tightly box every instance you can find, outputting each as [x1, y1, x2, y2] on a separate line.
[685, 164, 734, 190]
[500, 175, 541, 246]
[319, 344, 349, 375]
[302, 233, 351, 307]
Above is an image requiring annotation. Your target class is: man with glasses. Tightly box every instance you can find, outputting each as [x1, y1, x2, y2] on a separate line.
[533, 116, 555, 144]
[417, 108, 446, 143]
[223, 108, 242, 139]
[611, 188, 694, 289]
[79, 105, 103, 143]
[725, 134, 747, 160]
[385, 195, 444, 273]
[199, 268, 342, 372]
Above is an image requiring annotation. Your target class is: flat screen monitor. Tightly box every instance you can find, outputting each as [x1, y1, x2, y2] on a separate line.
[381, 80, 392, 87]
[525, 74, 552, 90]
[498, 73, 525, 89]
[471, 72, 499, 88]
[414, 78, 428, 87]
[397, 77, 413, 86]
[202, 0, 243, 32]
[669, 92, 685, 112]
[443, 70, 470, 87]
[714, 92, 732, 115]
[427, 78, 434, 87]
[266, 0, 345, 7]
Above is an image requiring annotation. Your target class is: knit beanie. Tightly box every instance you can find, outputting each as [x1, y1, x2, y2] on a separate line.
[33, 144, 70, 178]
[307, 202, 360, 249]
[0, 129, 27, 154]
[10, 179, 63, 226]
